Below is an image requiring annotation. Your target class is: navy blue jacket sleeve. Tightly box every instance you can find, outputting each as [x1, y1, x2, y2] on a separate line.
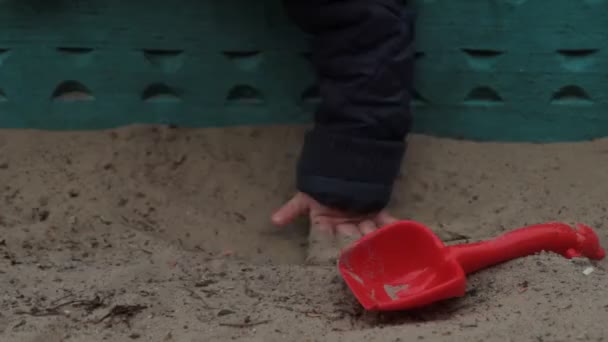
[284, 0, 416, 213]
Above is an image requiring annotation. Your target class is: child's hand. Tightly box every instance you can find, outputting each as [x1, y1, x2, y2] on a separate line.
[271, 192, 397, 264]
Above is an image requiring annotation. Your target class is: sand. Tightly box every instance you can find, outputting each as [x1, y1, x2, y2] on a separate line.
[0, 125, 607, 342]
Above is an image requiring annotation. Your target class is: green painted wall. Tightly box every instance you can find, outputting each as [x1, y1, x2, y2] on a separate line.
[0, 0, 607, 142]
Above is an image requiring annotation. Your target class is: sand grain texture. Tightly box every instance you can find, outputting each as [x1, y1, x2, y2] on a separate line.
[1, 125, 607, 341]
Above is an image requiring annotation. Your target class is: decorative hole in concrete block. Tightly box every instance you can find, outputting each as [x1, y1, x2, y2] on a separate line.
[412, 89, 428, 106]
[463, 86, 503, 106]
[226, 85, 264, 104]
[301, 85, 321, 104]
[143, 49, 184, 73]
[0, 89, 7, 102]
[142, 83, 181, 103]
[461, 49, 503, 70]
[556, 49, 599, 71]
[57, 47, 94, 54]
[551, 85, 593, 105]
[52, 81, 94, 102]
[222, 51, 263, 71]
[0, 49, 10, 66]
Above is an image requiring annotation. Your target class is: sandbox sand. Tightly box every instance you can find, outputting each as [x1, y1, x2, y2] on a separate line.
[0, 125, 606, 341]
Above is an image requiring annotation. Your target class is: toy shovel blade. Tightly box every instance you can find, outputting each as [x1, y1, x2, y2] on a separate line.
[338, 221, 605, 312]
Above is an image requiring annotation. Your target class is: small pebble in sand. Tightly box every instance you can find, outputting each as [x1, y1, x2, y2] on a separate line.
[217, 309, 235, 317]
[582, 267, 594, 276]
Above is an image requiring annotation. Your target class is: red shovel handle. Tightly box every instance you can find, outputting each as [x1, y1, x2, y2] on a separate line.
[447, 223, 606, 275]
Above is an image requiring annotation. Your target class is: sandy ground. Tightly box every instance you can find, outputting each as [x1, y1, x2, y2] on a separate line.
[0, 125, 607, 342]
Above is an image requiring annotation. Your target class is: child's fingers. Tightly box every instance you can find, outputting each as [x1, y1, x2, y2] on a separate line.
[359, 220, 377, 235]
[375, 211, 398, 227]
[271, 193, 309, 226]
[336, 223, 362, 250]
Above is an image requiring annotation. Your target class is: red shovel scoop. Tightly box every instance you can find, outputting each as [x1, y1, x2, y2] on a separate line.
[338, 221, 605, 311]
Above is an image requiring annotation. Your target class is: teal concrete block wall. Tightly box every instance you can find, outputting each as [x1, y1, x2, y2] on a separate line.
[0, 0, 607, 142]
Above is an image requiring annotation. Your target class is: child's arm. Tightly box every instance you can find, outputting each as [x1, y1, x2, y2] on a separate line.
[285, 0, 416, 214]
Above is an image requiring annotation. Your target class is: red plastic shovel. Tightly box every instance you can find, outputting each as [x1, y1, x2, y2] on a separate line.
[338, 221, 605, 311]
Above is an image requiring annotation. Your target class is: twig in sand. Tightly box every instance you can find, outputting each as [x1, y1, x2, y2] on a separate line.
[75, 296, 107, 313]
[15, 308, 62, 317]
[139, 248, 153, 254]
[49, 293, 74, 306]
[178, 286, 216, 310]
[219, 320, 271, 328]
[95, 304, 147, 325]
[16, 296, 106, 317]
